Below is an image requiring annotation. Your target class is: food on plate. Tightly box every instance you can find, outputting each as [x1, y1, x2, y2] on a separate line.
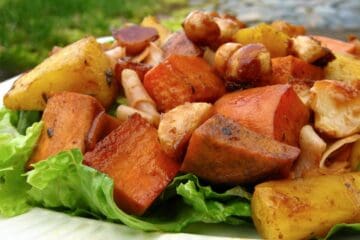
[2, 8, 360, 240]
[314, 35, 356, 54]
[140, 16, 171, 45]
[162, 31, 203, 58]
[158, 102, 213, 159]
[289, 35, 334, 65]
[269, 55, 325, 104]
[271, 20, 306, 37]
[144, 54, 225, 112]
[215, 43, 271, 84]
[181, 114, 300, 184]
[292, 125, 327, 178]
[83, 114, 179, 215]
[325, 53, 360, 87]
[269, 56, 324, 86]
[214, 84, 309, 146]
[4, 37, 117, 110]
[120, 68, 160, 124]
[28, 92, 103, 166]
[115, 59, 151, 81]
[319, 134, 360, 171]
[309, 80, 360, 138]
[183, 10, 245, 48]
[214, 42, 242, 76]
[112, 25, 159, 55]
[86, 111, 121, 151]
[252, 172, 360, 240]
[116, 105, 159, 126]
[105, 46, 126, 68]
[233, 23, 290, 57]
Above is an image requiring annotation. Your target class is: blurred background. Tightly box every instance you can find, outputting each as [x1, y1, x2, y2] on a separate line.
[0, 0, 359, 81]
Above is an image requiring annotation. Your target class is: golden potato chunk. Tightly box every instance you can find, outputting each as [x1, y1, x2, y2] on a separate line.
[325, 53, 360, 88]
[4, 37, 117, 110]
[252, 172, 360, 240]
[233, 23, 290, 58]
[309, 80, 360, 138]
[158, 102, 213, 159]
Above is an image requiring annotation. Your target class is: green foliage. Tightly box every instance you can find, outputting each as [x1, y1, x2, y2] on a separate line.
[0, 107, 43, 216]
[26, 149, 251, 232]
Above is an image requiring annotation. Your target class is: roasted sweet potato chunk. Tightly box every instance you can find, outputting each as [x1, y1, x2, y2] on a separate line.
[85, 111, 122, 151]
[162, 31, 203, 58]
[269, 56, 324, 85]
[84, 114, 179, 215]
[181, 114, 300, 185]
[113, 25, 159, 55]
[214, 84, 309, 146]
[28, 92, 103, 166]
[313, 35, 356, 54]
[144, 55, 225, 112]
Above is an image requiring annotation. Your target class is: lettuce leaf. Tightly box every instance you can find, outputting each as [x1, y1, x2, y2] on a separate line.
[16, 110, 41, 135]
[322, 223, 360, 240]
[0, 108, 43, 216]
[26, 149, 251, 232]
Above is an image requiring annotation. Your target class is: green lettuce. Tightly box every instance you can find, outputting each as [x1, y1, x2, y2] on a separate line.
[16, 110, 41, 135]
[26, 149, 251, 232]
[322, 223, 360, 240]
[0, 108, 43, 216]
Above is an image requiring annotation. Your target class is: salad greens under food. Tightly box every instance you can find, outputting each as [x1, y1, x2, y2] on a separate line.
[1, 9, 360, 239]
[0, 106, 358, 239]
[0, 107, 252, 231]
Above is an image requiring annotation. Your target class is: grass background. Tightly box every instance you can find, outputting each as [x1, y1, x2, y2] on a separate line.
[0, 0, 189, 80]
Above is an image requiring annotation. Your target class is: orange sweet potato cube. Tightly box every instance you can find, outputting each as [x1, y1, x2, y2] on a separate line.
[28, 92, 103, 166]
[269, 56, 324, 85]
[84, 114, 179, 215]
[214, 84, 309, 146]
[181, 114, 300, 185]
[313, 35, 356, 54]
[144, 55, 225, 112]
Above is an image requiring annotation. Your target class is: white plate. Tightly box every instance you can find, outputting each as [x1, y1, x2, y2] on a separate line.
[0, 38, 260, 240]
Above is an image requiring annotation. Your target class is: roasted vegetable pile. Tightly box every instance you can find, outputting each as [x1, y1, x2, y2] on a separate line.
[1, 11, 360, 240]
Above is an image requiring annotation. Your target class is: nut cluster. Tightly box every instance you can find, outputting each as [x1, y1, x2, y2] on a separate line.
[183, 10, 245, 49]
[214, 42, 272, 85]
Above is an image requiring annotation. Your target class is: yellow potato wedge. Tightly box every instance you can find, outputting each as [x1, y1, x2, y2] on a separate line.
[325, 53, 360, 88]
[4, 37, 117, 110]
[233, 23, 290, 58]
[252, 172, 360, 240]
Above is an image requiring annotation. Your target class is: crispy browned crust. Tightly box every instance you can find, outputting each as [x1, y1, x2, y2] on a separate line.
[28, 92, 104, 167]
[181, 114, 300, 185]
[84, 114, 179, 215]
